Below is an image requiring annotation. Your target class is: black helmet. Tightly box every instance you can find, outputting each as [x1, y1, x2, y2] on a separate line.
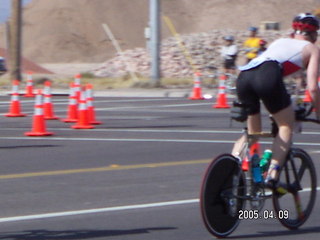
[292, 13, 319, 32]
[223, 35, 234, 41]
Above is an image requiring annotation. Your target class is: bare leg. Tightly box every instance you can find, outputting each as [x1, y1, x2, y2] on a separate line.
[247, 113, 262, 134]
[232, 113, 262, 156]
[231, 134, 247, 157]
[267, 105, 295, 180]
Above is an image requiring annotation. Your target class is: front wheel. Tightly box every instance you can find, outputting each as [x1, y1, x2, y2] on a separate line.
[273, 148, 317, 229]
[200, 154, 245, 238]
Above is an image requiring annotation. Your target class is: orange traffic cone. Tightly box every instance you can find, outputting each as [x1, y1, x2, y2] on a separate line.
[86, 84, 102, 125]
[24, 71, 35, 97]
[63, 83, 78, 122]
[72, 90, 94, 129]
[43, 81, 59, 120]
[189, 72, 205, 100]
[303, 89, 312, 102]
[74, 73, 81, 102]
[5, 80, 26, 117]
[213, 74, 230, 108]
[25, 90, 53, 136]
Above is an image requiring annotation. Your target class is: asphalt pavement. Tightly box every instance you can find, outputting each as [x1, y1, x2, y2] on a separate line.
[0, 92, 319, 240]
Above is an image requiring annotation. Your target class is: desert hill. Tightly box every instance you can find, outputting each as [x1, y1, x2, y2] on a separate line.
[0, 0, 320, 63]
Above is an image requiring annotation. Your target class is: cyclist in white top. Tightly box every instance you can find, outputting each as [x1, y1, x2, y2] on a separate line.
[220, 35, 238, 74]
[232, 13, 320, 187]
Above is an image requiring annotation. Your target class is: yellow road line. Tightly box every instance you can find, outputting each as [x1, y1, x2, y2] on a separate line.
[0, 159, 212, 180]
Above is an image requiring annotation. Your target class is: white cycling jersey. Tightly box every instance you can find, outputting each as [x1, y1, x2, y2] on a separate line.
[239, 38, 310, 76]
[221, 45, 238, 60]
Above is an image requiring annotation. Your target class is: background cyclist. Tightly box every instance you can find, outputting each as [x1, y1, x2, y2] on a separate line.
[220, 35, 238, 75]
[243, 26, 261, 63]
[232, 13, 320, 188]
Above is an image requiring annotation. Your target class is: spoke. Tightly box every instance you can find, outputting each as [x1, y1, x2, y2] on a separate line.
[297, 162, 307, 181]
[284, 162, 290, 185]
[293, 192, 305, 220]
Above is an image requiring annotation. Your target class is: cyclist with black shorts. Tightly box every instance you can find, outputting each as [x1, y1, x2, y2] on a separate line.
[0, 57, 6, 76]
[232, 13, 320, 188]
[220, 35, 238, 74]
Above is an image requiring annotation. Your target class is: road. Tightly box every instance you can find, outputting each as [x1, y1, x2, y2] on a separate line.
[0, 95, 319, 240]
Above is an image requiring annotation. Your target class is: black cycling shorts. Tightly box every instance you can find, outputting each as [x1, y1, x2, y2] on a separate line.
[236, 61, 291, 115]
[224, 59, 236, 69]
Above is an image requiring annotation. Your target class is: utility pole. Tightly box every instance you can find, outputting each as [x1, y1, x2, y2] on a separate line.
[149, 0, 161, 87]
[9, 0, 23, 81]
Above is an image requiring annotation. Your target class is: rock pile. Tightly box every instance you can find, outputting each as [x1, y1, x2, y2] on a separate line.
[92, 29, 290, 78]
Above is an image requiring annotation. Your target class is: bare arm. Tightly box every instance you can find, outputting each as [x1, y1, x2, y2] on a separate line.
[304, 44, 320, 119]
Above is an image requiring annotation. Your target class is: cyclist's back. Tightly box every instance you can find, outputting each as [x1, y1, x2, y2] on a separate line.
[240, 38, 309, 76]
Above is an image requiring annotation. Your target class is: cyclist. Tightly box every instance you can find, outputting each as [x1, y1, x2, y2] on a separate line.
[220, 35, 238, 75]
[0, 56, 6, 76]
[232, 13, 320, 188]
[243, 26, 261, 63]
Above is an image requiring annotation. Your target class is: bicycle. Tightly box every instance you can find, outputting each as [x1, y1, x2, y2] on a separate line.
[200, 101, 318, 238]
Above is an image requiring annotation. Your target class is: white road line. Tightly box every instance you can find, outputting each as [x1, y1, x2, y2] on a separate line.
[2, 127, 320, 136]
[310, 150, 320, 153]
[0, 199, 199, 223]
[0, 136, 320, 147]
[41, 98, 177, 106]
[1, 186, 320, 223]
[0, 136, 238, 143]
[58, 98, 173, 103]
[0, 128, 243, 134]
[0, 98, 173, 105]
[95, 103, 213, 111]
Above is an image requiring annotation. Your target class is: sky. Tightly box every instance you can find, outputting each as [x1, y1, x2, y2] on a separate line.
[0, 0, 32, 23]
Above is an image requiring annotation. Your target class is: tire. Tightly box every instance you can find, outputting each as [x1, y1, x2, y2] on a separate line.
[273, 148, 317, 229]
[200, 154, 245, 238]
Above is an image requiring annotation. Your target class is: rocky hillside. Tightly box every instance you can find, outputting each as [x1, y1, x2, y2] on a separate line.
[0, 0, 319, 64]
[92, 29, 289, 78]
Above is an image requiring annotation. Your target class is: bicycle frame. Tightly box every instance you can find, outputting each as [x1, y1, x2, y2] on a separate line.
[231, 128, 273, 210]
[231, 107, 318, 208]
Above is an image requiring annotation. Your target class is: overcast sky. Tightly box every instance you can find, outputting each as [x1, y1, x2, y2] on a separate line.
[0, 0, 32, 23]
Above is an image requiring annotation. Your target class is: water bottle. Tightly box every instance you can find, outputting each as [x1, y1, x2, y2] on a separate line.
[251, 153, 262, 183]
[260, 149, 272, 172]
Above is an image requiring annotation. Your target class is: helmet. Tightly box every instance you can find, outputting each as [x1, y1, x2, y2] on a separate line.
[259, 39, 267, 45]
[248, 26, 258, 32]
[292, 13, 319, 32]
[224, 35, 234, 41]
